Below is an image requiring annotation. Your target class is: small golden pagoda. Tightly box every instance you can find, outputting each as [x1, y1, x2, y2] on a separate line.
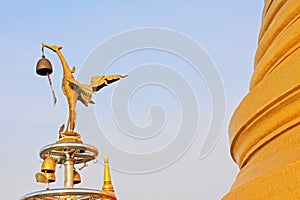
[21, 43, 126, 200]
[223, 0, 300, 199]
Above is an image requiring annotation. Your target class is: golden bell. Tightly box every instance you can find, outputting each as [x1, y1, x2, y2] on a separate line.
[44, 172, 56, 183]
[35, 172, 56, 183]
[73, 170, 81, 184]
[35, 172, 48, 183]
[36, 55, 53, 76]
[41, 156, 56, 173]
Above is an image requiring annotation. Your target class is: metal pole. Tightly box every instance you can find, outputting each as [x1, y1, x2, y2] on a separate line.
[64, 153, 74, 188]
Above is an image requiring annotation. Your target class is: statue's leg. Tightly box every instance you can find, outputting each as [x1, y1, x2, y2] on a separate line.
[69, 109, 75, 131]
[68, 93, 78, 132]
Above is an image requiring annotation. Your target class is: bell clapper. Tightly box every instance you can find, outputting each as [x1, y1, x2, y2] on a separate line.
[47, 72, 57, 106]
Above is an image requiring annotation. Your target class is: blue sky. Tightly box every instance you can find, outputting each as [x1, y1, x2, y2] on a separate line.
[0, 1, 263, 199]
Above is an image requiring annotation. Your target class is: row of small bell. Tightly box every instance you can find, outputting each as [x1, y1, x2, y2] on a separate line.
[35, 155, 81, 184]
[36, 155, 56, 183]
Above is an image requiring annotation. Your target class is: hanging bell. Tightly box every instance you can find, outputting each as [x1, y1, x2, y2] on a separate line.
[35, 172, 48, 183]
[41, 156, 56, 173]
[44, 172, 56, 183]
[35, 171, 56, 183]
[36, 55, 53, 76]
[73, 170, 81, 184]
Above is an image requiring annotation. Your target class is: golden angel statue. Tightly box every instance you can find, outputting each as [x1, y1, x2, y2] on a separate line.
[36, 43, 126, 142]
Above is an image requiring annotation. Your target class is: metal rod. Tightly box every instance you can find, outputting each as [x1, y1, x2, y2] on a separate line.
[64, 153, 74, 188]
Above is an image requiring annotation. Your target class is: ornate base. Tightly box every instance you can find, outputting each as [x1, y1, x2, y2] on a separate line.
[58, 131, 82, 143]
[40, 142, 99, 164]
[57, 136, 82, 143]
[20, 188, 117, 200]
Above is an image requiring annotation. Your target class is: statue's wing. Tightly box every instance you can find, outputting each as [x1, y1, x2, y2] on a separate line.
[90, 74, 127, 92]
[90, 76, 106, 92]
[77, 84, 94, 106]
[66, 78, 94, 107]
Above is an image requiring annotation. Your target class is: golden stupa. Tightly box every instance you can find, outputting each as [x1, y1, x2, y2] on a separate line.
[223, 0, 300, 199]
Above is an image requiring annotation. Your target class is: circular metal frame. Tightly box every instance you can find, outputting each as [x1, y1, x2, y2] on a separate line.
[20, 188, 116, 200]
[40, 143, 99, 164]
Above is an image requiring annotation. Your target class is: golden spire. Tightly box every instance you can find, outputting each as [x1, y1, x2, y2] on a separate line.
[102, 156, 115, 194]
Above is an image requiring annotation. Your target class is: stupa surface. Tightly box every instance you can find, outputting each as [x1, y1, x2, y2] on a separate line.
[223, 0, 300, 199]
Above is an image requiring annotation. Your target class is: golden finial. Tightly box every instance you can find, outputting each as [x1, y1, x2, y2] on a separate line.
[102, 156, 115, 194]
